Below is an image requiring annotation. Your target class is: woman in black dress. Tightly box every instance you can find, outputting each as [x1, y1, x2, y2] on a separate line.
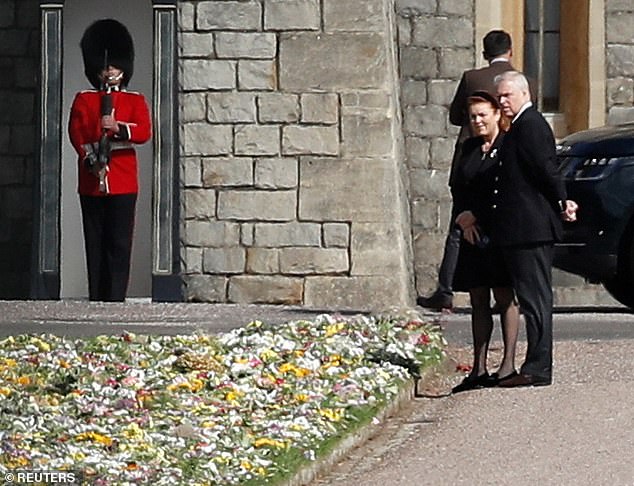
[450, 91, 520, 393]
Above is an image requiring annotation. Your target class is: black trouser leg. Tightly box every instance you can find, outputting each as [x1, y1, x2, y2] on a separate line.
[80, 194, 136, 302]
[502, 243, 554, 379]
[436, 223, 462, 297]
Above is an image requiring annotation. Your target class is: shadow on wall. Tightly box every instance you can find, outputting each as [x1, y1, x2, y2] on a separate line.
[0, 0, 39, 298]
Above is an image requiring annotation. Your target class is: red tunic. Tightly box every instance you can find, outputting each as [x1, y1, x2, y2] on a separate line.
[68, 89, 152, 196]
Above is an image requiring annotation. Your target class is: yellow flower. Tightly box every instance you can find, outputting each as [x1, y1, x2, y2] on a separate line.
[240, 459, 252, 470]
[279, 363, 311, 378]
[58, 359, 72, 369]
[0, 386, 12, 397]
[319, 408, 345, 422]
[325, 322, 345, 337]
[254, 437, 286, 448]
[17, 375, 31, 386]
[122, 423, 144, 441]
[75, 431, 114, 447]
[1, 358, 17, 368]
[294, 393, 309, 403]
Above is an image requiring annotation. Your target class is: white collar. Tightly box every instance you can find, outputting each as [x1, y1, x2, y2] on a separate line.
[512, 101, 532, 123]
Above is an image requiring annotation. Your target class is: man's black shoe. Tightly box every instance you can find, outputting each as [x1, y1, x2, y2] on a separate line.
[416, 292, 453, 310]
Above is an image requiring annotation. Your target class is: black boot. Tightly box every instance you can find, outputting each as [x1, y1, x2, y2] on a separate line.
[416, 291, 453, 310]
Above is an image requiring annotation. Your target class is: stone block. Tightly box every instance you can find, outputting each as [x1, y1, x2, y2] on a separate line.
[258, 93, 300, 123]
[606, 0, 634, 11]
[179, 2, 195, 31]
[411, 198, 439, 230]
[409, 167, 451, 199]
[400, 47, 437, 79]
[439, 0, 473, 16]
[184, 275, 227, 302]
[181, 93, 206, 122]
[0, 92, 33, 124]
[203, 247, 246, 273]
[206, 93, 257, 123]
[608, 45, 634, 77]
[439, 48, 473, 78]
[607, 12, 634, 43]
[341, 91, 391, 111]
[238, 60, 277, 91]
[304, 276, 407, 310]
[428, 80, 459, 106]
[254, 222, 321, 247]
[401, 80, 427, 106]
[182, 60, 236, 90]
[184, 188, 216, 219]
[350, 223, 408, 275]
[228, 276, 304, 304]
[264, 0, 320, 31]
[299, 158, 400, 222]
[412, 17, 472, 48]
[255, 157, 298, 188]
[398, 17, 412, 46]
[282, 126, 339, 155]
[403, 105, 448, 137]
[280, 247, 349, 274]
[608, 106, 634, 125]
[0, 30, 30, 57]
[215, 32, 277, 59]
[2, 187, 32, 218]
[341, 111, 393, 157]
[184, 221, 241, 247]
[235, 125, 281, 155]
[405, 136, 431, 169]
[395, 0, 437, 17]
[0, 156, 23, 185]
[183, 247, 203, 274]
[197, 1, 262, 31]
[180, 33, 213, 57]
[246, 248, 280, 273]
[202, 157, 253, 187]
[0, 1, 15, 28]
[218, 190, 296, 221]
[301, 93, 339, 124]
[241, 223, 255, 246]
[323, 0, 385, 32]
[279, 33, 387, 90]
[607, 77, 634, 105]
[183, 157, 202, 187]
[323, 223, 349, 247]
[0, 126, 11, 153]
[183, 123, 233, 156]
[430, 137, 455, 169]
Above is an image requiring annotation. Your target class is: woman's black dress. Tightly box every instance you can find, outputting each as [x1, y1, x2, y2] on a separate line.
[451, 133, 512, 292]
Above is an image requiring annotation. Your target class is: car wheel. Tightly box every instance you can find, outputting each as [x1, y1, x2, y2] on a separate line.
[603, 233, 634, 309]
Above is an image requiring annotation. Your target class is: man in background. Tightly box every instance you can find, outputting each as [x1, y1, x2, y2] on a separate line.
[418, 30, 520, 310]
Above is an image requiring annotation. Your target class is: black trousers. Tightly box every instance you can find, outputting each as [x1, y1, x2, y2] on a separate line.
[80, 194, 137, 302]
[436, 207, 462, 297]
[501, 243, 555, 379]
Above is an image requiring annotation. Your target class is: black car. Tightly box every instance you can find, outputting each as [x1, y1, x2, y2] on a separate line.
[555, 122, 634, 309]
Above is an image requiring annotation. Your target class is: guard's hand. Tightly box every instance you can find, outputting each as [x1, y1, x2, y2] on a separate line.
[101, 108, 119, 133]
[562, 199, 578, 222]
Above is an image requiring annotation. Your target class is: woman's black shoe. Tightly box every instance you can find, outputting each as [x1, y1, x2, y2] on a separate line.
[451, 373, 495, 394]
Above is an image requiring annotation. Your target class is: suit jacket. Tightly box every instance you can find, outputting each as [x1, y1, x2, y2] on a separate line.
[451, 132, 505, 236]
[448, 60, 514, 187]
[489, 106, 567, 246]
[69, 89, 152, 196]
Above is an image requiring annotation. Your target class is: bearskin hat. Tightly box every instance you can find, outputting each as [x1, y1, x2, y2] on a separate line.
[80, 19, 134, 89]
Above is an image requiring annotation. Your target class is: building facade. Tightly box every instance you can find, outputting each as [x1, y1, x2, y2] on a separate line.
[1, 0, 632, 308]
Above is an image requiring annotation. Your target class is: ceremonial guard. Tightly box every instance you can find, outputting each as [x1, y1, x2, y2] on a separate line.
[68, 19, 152, 301]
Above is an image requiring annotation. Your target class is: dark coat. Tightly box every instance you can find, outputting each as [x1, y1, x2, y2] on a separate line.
[489, 106, 567, 246]
[448, 60, 515, 187]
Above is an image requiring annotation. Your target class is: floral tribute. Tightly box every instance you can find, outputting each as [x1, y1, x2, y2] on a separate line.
[0, 314, 444, 485]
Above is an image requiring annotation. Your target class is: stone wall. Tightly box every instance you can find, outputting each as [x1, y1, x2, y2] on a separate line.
[395, 0, 474, 299]
[0, 0, 38, 298]
[178, 0, 414, 310]
[606, 0, 634, 125]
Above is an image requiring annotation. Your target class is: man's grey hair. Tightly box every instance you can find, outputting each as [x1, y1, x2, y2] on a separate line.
[494, 70, 529, 92]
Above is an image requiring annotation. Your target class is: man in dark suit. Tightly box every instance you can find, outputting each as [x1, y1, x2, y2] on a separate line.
[418, 30, 519, 310]
[491, 71, 578, 387]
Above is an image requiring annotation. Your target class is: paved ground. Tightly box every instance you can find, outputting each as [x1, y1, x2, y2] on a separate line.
[2, 300, 634, 485]
[313, 312, 634, 486]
